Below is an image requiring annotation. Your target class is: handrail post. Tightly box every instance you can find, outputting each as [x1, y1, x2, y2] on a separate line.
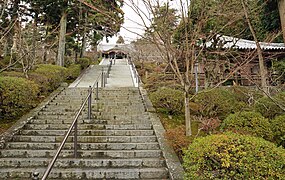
[88, 86, 92, 119]
[101, 68, 104, 87]
[105, 72, 107, 85]
[74, 120, 78, 158]
[96, 82, 99, 100]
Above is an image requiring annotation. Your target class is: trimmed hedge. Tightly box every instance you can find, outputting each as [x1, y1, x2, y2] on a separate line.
[66, 64, 81, 80]
[149, 87, 184, 115]
[191, 88, 246, 119]
[255, 92, 285, 119]
[33, 64, 67, 92]
[183, 133, 285, 179]
[221, 111, 273, 141]
[271, 115, 285, 147]
[77, 57, 90, 70]
[0, 76, 39, 119]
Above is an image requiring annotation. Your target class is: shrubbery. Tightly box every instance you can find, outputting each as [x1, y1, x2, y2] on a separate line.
[33, 64, 67, 92]
[183, 133, 285, 179]
[228, 86, 263, 105]
[77, 57, 90, 70]
[254, 92, 285, 119]
[221, 111, 273, 140]
[66, 64, 81, 80]
[0, 76, 39, 119]
[271, 115, 285, 147]
[191, 88, 246, 119]
[149, 87, 184, 115]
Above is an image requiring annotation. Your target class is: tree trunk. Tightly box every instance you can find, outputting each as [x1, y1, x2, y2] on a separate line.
[278, 0, 285, 42]
[80, 34, 87, 58]
[80, 12, 88, 58]
[57, 12, 67, 67]
[242, 0, 268, 94]
[32, 13, 38, 61]
[185, 90, 191, 136]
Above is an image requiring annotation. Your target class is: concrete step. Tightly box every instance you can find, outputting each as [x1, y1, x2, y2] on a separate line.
[24, 124, 153, 130]
[0, 167, 169, 179]
[5, 142, 160, 150]
[20, 129, 155, 136]
[12, 135, 157, 143]
[0, 149, 162, 158]
[0, 158, 165, 168]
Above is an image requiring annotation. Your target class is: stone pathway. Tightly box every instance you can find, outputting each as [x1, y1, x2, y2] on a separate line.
[0, 58, 183, 179]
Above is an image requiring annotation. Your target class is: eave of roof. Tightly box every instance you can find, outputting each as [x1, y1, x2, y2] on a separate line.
[205, 35, 285, 50]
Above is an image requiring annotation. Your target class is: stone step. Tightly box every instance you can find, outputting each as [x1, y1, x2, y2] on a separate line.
[24, 124, 153, 130]
[0, 149, 162, 158]
[5, 142, 160, 150]
[0, 158, 165, 168]
[20, 129, 155, 136]
[12, 135, 157, 143]
[0, 167, 169, 179]
[28, 119, 151, 125]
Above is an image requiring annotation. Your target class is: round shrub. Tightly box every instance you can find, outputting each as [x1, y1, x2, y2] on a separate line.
[33, 64, 67, 92]
[254, 92, 285, 119]
[66, 64, 81, 80]
[221, 111, 273, 140]
[271, 115, 285, 147]
[228, 86, 263, 105]
[183, 133, 285, 179]
[0, 76, 39, 119]
[77, 57, 90, 70]
[192, 88, 246, 119]
[149, 87, 184, 115]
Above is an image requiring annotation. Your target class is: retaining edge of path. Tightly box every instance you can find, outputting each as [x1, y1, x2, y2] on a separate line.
[0, 84, 67, 149]
[139, 87, 184, 180]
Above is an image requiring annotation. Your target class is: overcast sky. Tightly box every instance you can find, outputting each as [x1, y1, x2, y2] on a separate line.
[101, 0, 184, 44]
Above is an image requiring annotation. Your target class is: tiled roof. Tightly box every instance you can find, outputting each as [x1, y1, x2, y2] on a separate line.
[97, 44, 134, 52]
[205, 35, 285, 50]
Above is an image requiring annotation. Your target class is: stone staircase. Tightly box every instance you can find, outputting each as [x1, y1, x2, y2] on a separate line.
[0, 87, 171, 179]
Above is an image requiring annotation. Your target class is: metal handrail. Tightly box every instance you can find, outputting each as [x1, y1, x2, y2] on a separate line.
[128, 58, 141, 85]
[38, 61, 112, 180]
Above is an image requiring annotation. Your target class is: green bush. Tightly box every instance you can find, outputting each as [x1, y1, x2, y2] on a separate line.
[66, 64, 81, 80]
[149, 87, 184, 115]
[191, 88, 246, 119]
[183, 133, 285, 179]
[271, 115, 285, 147]
[77, 57, 90, 70]
[254, 92, 285, 119]
[221, 111, 273, 141]
[0, 76, 39, 119]
[228, 86, 263, 105]
[0, 71, 25, 78]
[33, 64, 67, 92]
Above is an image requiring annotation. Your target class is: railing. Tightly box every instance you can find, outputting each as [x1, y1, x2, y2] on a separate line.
[33, 62, 112, 180]
[128, 58, 141, 87]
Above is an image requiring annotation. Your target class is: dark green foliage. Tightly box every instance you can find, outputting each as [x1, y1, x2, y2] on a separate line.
[254, 92, 285, 119]
[221, 111, 273, 141]
[149, 87, 184, 115]
[183, 133, 285, 179]
[33, 64, 67, 92]
[272, 59, 285, 84]
[271, 115, 285, 147]
[77, 58, 90, 70]
[0, 76, 39, 120]
[191, 88, 246, 119]
[66, 64, 81, 80]
[258, 0, 283, 42]
[228, 86, 263, 105]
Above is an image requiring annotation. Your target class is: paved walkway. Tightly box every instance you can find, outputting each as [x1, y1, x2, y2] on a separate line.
[69, 58, 135, 88]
